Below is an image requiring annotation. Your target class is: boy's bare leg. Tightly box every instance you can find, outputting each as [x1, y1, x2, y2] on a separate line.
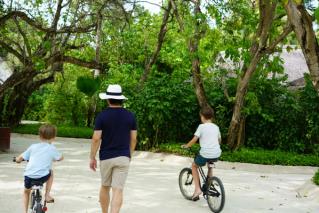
[191, 162, 202, 196]
[24, 188, 31, 213]
[100, 185, 111, 213]
[110, 188, 123, 213]
[45, 171, 54, 201]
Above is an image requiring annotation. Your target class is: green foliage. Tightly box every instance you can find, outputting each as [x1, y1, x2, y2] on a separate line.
[76, 76, 100, 97]
[13, 124, 92, 138]
[23, 88, 48, 121]
[128, 73, 199, 149]
[156, 143, 319, 166]
[315, 8, 319, 23]
[314, 169, 319, 186]
[245, 74, 319, 154]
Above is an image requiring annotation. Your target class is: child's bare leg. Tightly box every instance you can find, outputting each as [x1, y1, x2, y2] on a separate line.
[191, 162, 202, 195]
[45, 171, 54, 201]
[24, 188, 31, 213]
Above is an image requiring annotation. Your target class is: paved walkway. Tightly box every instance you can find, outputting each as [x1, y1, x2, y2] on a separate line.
[0, 134, 318, 213]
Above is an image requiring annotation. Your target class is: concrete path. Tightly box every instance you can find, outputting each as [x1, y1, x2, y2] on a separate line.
[0, 134, 318, 213]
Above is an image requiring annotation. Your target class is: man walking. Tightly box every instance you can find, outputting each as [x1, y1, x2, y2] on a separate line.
[90, 84, 137, 213]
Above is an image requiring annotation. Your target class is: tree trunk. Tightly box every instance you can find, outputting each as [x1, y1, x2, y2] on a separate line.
[87, 11, 103, 128]
[284, 0, 319, 91]
[139, 1, 172, 88]
[0, 70, 54, 127]
[227, 52, 262, 149]
[188, 0, 212, 112]
[227, 1, 279, 150]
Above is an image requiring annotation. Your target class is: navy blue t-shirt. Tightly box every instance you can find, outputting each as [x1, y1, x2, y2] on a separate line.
[94, 107, 137, 160]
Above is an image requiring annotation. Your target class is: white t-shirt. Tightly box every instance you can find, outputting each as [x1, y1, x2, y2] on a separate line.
[194, 123, 221, 159]
[22, 143, 62, 178]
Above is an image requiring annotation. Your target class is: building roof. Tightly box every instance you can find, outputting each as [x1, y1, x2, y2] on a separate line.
[216, 48, 309, 84]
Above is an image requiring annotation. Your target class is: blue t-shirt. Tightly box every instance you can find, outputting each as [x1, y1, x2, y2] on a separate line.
[94, 107, 137, 160]
[22, 143, 62, 179]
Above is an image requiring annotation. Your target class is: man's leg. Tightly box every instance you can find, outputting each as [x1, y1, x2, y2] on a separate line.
[110, 157, 129, 213]
[100, 185, 111, 213]
[23, 188, 31, 213]
[110, 188, 123, 213]
[45, 171, 54, 202]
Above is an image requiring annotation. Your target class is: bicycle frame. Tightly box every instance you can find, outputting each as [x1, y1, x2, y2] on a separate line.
[198, 163, 214, 186]
[30, 184, 47, 213]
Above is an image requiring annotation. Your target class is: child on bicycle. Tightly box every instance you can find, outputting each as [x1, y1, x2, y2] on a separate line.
[15, 124, 63, 213]
[182, 107, 221, 201]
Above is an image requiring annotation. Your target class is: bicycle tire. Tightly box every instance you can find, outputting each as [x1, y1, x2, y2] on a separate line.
[206, 176, 225, 213]
[30, 192, 36, 212]
[35, 203, 43, 213]
[178, 167, 194, 200]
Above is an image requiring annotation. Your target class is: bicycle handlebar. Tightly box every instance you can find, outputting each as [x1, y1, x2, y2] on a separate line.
[13, 156, 27, 163]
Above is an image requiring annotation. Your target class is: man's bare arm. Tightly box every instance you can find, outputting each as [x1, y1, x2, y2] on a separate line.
[90, 130, 102, 160]
[130, 130, 137, 157]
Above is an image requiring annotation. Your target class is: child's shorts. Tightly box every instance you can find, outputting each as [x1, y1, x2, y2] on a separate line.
[24, 172, 51, 189]
[194, 154, 218, 167]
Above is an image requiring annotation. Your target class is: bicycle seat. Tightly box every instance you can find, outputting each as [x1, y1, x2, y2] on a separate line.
[30, 180, 43, 187]
[207, 159, 218, 164]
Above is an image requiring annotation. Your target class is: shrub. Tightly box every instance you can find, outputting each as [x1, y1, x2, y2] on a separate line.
[127, 73, 200, 149]
[13, 124, 92, 139]
[313, 170, 319, 186]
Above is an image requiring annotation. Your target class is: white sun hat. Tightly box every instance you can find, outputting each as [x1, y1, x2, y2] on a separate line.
[99, 84, 127, 100]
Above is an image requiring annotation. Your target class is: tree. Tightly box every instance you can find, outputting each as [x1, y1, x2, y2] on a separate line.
[0, 0, 136, 127]
[139, 0, 172, 87]
[0, 0, 100, 126]
[284, 0, 319, 92]
[188, 0, 212, 111]
[227, 0, 293, 150]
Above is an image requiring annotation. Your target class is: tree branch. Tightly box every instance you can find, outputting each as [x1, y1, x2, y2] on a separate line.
[139, 0, 172, 86]
[0, 11, 96, 34]
[0, 40, 29, 64]
[61, 55, 101, 70]
[13, 18, 32, 57]
[170, 0, 184, 31]
[264, 24, 293, 54]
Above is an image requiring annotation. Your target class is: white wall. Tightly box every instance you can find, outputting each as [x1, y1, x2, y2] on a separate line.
[0, 58, 12, 84]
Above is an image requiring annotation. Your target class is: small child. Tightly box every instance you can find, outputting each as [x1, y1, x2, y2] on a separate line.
[182, 107, 222, 201]
[15, 124, 63, 213]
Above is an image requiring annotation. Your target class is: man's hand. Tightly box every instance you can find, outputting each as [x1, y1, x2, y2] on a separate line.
[90, 159, 97, 171]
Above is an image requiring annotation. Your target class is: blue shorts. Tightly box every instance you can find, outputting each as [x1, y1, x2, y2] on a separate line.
[24, 172, 51, 189]
[194, 154, 218, 167]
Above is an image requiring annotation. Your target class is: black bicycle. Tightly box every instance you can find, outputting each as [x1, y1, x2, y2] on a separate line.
[13, 157, 48, 213]
[178, 150, 225, 213]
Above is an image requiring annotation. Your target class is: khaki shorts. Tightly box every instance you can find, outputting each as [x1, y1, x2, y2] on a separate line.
[100, 156, 130, 189]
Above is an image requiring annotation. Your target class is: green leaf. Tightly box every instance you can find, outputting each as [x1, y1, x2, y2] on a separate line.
[315, 8, 319, 23]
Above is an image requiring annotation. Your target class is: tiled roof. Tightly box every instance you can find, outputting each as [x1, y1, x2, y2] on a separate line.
[215, 48, 309, 82]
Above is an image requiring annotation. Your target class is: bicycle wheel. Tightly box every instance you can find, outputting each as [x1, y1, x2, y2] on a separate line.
[35, 203, 43, 213]
[206, 176, 225, 213]
[30, 193, 36, 212]
[178, 168, 194, 200]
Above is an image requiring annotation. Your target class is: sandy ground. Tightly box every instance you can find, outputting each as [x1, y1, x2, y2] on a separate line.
[0, 134, 318, 213]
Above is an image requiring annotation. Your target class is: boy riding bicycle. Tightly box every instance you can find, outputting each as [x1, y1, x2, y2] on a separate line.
[15, 124, 63, 213]
[182, 107, 222, 201]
